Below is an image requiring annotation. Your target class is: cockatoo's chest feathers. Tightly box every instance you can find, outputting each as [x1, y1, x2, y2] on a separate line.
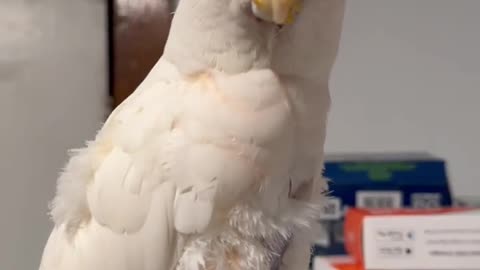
[180, 69, 294, 147]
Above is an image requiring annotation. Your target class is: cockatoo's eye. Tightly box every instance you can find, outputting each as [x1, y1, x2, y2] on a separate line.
[251, 0, 302, 25]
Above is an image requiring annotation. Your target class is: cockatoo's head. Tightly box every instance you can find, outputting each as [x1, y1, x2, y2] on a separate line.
[169, 0, 302, 25]
[164, 0, 304, 74]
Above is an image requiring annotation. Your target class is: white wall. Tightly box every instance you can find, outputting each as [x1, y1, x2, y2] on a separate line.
[0, 0, 107, 269]
[327, 0, 480, 197]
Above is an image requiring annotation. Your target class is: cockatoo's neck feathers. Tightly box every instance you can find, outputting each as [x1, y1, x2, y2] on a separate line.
[163, 0, 276, 75]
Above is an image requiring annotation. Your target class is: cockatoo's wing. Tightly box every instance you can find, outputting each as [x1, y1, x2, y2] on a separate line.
[40, 64, 182, 270]
[41, 60, 226, 270]
[40, 181, 179, 270]
[51, 60, 174, 232]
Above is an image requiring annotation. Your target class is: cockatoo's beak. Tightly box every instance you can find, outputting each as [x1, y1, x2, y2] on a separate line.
[251, 0, 302, 25]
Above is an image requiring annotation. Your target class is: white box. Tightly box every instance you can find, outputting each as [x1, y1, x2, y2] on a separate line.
[363, 212, 480, 269]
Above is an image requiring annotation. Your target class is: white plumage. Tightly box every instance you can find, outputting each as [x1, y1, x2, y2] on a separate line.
[38, 0, 344, 269]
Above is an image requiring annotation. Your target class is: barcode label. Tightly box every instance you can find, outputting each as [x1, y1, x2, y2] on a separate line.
[356, 191, 402, 209]
[411, 193, 441, 208]
[319, 197, 342, 220]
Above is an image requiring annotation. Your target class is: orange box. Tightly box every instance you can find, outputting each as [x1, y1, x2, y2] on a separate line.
[313, 256, 363, 270]
[343, 207, 472, 264]
[331, 262, 364, 270]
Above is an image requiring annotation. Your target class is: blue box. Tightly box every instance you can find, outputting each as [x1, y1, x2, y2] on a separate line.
[313, 152, 453, 257]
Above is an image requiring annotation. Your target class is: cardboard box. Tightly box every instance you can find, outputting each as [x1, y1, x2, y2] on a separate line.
[313, 256, 363, 270]
[344, 208, 480, 270]
[313, 153, 453, 257]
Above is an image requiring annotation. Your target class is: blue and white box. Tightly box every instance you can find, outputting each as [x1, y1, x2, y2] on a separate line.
[313, 153, 453, 257]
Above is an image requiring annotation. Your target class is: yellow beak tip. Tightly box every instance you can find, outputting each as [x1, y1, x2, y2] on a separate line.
[252, 0, 302, 25]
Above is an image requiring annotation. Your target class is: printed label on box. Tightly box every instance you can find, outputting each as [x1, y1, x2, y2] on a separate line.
[363, 215, 480, 269]
[356, 191, 403, 209]
[320, 197, 343, 220]
[411, 192, 442, 208]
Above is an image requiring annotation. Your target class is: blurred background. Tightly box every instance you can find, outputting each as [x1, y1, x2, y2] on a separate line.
[1, 0, 479, 269]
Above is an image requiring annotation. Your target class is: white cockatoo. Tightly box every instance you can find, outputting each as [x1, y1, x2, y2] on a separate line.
[38, 0, 328, 270]
[271, 1, 346, 269]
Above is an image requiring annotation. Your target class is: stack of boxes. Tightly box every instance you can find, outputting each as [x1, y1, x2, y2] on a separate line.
[313, 153, 453, 260]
